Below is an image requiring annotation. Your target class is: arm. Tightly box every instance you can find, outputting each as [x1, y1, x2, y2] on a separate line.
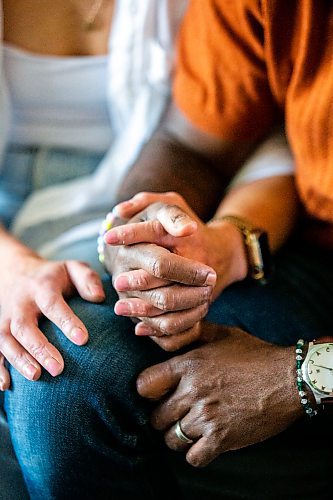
[105, 0, 293, 349]
[116, 104, 256, 221]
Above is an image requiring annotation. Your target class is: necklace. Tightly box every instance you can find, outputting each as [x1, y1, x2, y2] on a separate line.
[70, 0, 105, 31]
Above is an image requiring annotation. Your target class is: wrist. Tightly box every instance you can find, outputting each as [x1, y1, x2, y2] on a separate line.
[285, 345, 306, 419]
[206, 220, 248, 293]
[209, 214, 272, 285]
[0, 250, 44, 301]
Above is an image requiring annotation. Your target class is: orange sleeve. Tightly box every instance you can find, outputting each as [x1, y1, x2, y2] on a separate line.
[173, 0, 280, 141]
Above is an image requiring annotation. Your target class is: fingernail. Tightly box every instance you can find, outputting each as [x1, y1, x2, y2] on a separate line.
[23, 363, 38, 380]
[135, 324, 154, 336]
[104, 230, 120, 245]
[44, 357, 62, 377]
[88, 284, 105, 298]
[114, 301, 131, 315]
[205, 272, 216, 286]
[114, 276, 129, 291]
[70, 327, 88, 345]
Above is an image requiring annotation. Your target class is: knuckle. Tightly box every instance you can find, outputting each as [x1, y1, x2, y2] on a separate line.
[123, 226, 136, 242]
[166, 192, 182, 204]
[151, 219, 164, 237]
[59, 315, 73, 333]
[156, 317, 174, 335]
[157, 338, 179, 352]
[10, 318, 26, 339]
[11, 351, 25, 367]
[151, 257, 170, 279]
[150, 290, 174, 311]
[136, 272, 150, 289]
[37, 292, 58, 314]
[27, 341, 48, 359]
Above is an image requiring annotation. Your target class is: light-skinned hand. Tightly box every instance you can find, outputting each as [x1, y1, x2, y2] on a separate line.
[0, 254, 105, 390]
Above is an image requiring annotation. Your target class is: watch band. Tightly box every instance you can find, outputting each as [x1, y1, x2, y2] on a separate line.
[210, 214, 271, 284]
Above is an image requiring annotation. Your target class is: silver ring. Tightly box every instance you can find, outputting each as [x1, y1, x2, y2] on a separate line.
[175, 420, 194, 444]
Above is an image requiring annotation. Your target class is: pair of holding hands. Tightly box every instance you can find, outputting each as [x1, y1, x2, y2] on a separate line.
[105, 191, 247, 351]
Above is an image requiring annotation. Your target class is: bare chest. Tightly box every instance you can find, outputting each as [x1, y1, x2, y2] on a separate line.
[3, 0, 114, 56]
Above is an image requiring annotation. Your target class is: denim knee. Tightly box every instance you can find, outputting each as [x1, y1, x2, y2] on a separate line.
[4, 280, 169, 498]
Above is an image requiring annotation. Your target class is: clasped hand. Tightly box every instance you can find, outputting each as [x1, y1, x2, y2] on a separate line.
[104, 191, 247, 351]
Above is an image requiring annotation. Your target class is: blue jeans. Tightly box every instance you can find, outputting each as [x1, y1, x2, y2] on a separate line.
[2, 146, 333, 499]
[0, 145, 106, 499]
[4, 241, 333, 499]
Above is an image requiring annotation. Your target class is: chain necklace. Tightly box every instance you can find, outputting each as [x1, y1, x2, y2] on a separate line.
[70, 0, 105, 31]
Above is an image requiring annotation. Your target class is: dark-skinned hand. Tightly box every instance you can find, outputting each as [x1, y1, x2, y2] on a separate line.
[137, 323, 303, 467]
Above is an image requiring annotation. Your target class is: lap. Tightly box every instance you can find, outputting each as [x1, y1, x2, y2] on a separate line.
[5, 240, 333, 498]
[207, 240, 333, 344]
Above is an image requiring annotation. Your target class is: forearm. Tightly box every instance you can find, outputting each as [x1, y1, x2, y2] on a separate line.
[116, 131, 224, 220]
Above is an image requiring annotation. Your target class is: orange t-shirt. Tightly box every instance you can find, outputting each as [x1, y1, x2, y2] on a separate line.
[174, 0, 333, 222]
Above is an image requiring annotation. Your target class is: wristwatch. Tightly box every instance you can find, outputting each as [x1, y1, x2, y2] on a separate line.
[302, 339, 333, 411]
[213, 215, 271, 284]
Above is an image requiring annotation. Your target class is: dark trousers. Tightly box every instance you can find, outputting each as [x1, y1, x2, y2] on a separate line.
[4, 241, 333, 499]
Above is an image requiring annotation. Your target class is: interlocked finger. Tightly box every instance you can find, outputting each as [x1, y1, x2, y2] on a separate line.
[148, 323, 202, 351]
[115, 284, 212, 318]
[137, 302, 209, 336]
[113, 269, 169, 292]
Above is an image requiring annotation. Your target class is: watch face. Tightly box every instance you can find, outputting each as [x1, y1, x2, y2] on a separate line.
[304, 344, 333, 394]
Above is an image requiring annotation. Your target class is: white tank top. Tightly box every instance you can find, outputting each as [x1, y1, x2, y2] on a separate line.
[3, 43, 113, 152]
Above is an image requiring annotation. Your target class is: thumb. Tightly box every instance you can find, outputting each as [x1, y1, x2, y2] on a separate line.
[152, 203, 198, 237]
[137, 358, 181, 400]
[65, 261, 105, 302]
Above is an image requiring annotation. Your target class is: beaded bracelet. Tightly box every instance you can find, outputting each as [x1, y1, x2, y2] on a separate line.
[296, 339, 318, 417]
[97, 211, 116, 264]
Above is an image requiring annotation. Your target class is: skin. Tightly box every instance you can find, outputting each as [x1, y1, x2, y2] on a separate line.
[136, 324, 303, 467]
[107, 111, 297, 353]
[103, 104, 302, 458]
[0, 1, 115, 389]
[105, 175, 298, 351]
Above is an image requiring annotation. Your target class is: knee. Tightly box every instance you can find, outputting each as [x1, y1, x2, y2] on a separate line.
[5, 284, 165, 461]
